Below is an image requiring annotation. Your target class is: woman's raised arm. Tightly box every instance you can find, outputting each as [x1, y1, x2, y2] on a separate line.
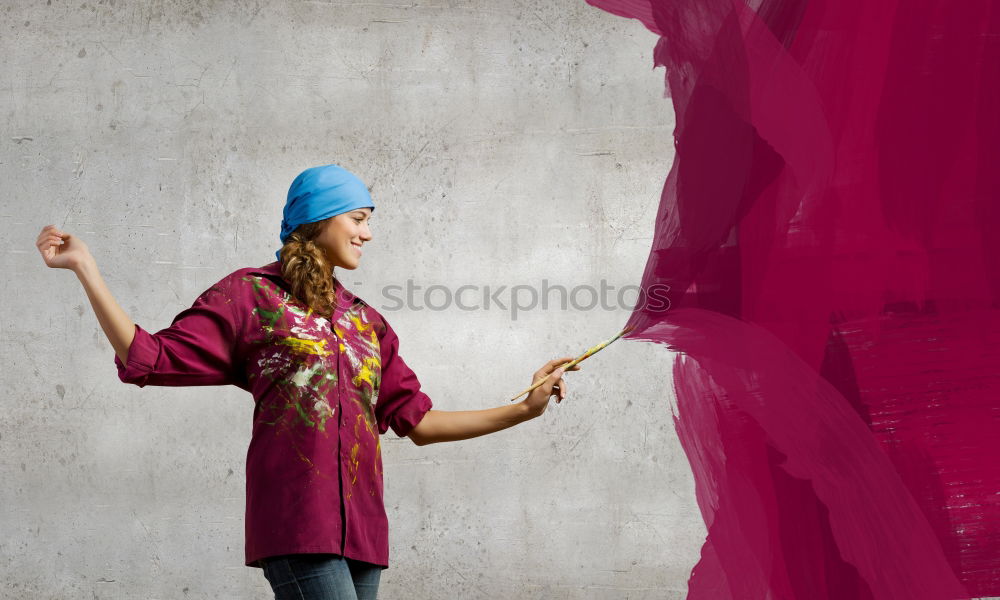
[36, 224, 136, 363]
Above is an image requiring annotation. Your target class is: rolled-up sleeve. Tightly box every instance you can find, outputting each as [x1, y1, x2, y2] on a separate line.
[375, 317, 433, 437]
[114, 276, 242, 388]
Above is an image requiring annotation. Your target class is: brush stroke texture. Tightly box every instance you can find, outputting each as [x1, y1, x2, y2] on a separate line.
[587, 0, 1000, 597]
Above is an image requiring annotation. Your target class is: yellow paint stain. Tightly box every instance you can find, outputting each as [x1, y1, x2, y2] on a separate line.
[350, 442, 359, 486]
[349, 314, 372, 334]
[292, 443, 316, 469]
[351, 356, 380, 389]
[278, 336, 334, 357]
[339, 342, 345, 352]
[348, 406, 377, 442]
[373, 437, 382, 477]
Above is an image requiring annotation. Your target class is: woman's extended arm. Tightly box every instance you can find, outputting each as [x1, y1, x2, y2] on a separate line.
[36, 225, 136, 362]
[406, 357, 578, 446]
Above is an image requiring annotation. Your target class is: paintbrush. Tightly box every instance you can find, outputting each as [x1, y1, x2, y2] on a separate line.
[508, 325, 635, 402]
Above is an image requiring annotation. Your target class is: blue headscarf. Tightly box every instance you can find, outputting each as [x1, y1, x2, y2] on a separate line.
[276, 164, 375, 261]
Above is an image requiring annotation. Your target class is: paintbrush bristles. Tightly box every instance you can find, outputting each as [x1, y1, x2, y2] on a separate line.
[508, 325, 635, 402]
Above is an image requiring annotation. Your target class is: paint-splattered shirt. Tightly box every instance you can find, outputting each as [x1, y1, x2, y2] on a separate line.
[113, 261, 433, 568]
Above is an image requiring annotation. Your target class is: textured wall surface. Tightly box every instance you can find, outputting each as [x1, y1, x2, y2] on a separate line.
[1, 1, 702, 598]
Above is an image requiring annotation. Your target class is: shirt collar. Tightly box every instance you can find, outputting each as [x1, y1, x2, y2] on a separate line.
[248, 261, 360, 319]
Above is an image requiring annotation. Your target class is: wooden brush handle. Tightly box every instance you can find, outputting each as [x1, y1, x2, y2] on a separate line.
[508, 325, 633, 401]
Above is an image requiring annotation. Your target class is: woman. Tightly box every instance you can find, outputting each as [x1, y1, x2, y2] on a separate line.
[35, 164, 576, 600]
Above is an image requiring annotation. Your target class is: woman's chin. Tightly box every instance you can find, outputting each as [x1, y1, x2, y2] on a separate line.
[328, 255, 360, 270]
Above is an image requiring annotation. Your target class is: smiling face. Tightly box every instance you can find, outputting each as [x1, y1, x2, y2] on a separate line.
[313, 208, 373, 270]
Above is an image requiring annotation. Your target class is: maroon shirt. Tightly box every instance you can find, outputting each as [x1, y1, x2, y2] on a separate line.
[113, 261, 433, 568]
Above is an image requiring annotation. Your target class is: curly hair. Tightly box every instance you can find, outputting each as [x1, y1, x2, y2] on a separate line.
[277, 218, 337, 319]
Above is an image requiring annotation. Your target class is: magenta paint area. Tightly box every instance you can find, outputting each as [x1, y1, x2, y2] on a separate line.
[587, 0, 1000, 597]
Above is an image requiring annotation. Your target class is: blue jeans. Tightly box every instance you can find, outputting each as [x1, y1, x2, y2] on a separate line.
[261, 554, 382, 600]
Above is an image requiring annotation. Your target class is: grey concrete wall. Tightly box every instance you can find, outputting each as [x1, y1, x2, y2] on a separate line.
[2, 1, 703, 598]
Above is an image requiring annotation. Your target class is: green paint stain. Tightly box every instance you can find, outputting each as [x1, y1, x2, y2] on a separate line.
[255, 304, 284, 329]
[292, 399, 315, 428]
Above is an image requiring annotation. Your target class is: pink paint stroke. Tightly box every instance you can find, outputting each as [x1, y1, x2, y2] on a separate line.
[588, 0, 1000, 597]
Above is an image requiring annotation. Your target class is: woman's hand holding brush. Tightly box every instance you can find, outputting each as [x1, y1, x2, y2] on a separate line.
[521, 357, 582, 418]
